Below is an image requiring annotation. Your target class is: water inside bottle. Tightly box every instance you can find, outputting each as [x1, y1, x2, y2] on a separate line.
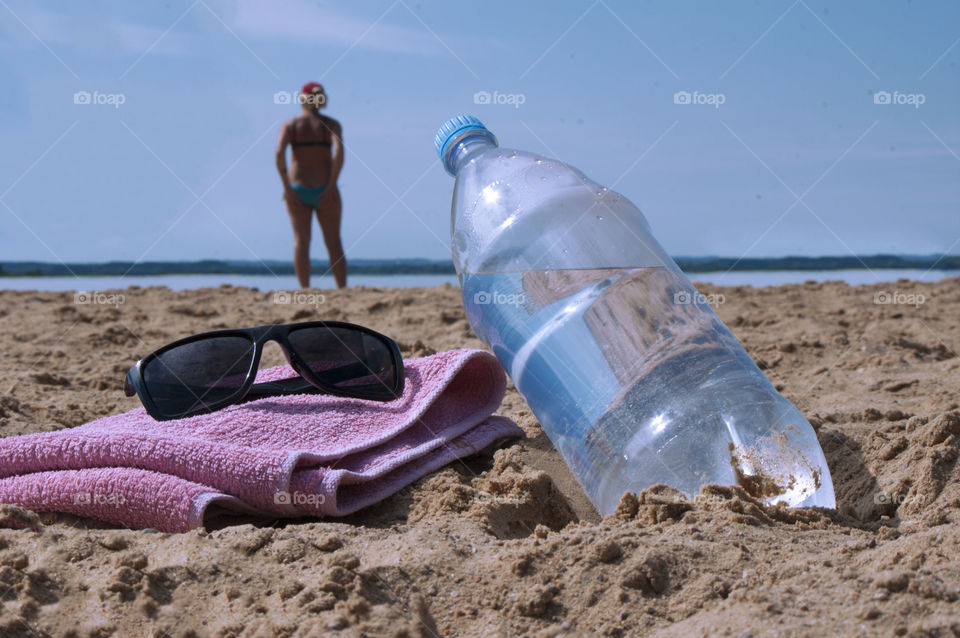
[461, 267, 833, 515]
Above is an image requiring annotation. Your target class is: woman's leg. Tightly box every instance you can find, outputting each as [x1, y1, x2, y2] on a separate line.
[285, 192, 313, 288]
[317, 186, 347, 289]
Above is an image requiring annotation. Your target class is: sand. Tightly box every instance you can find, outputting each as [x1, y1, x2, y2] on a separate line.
[0, 277, 958, 637]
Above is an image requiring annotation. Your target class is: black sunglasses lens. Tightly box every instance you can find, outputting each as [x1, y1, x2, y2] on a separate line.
[287, 326, 399, 399]
[142, 335, 255, 417]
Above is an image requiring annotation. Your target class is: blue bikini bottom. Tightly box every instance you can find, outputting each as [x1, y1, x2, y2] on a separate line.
[289, 183, 326, 208]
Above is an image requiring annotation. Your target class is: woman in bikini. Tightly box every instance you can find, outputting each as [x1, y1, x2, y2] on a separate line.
[275, 82, 346, 289]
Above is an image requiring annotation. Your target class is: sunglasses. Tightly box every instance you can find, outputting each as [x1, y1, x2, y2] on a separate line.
[124, 321, 404, 421]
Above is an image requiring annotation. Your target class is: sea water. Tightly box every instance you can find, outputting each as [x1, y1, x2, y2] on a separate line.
[461, 267, 834, 515]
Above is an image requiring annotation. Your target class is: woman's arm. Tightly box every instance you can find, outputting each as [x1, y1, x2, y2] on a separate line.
[327, 120, 344, 189]
[275, 122, 293, 192]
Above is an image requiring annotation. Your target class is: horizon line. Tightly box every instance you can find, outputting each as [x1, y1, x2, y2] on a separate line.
[1, 253, 957, 277]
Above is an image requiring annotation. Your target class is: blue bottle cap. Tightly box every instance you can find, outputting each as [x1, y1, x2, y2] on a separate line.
[437, 113, 495, 153]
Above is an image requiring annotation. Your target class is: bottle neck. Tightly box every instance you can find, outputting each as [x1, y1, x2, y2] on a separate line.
[444, 132, 497, 175]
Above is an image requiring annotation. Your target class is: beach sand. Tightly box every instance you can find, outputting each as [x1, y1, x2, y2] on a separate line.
[0, 278, 958, 637]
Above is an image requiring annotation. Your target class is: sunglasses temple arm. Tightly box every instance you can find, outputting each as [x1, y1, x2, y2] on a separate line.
[123, 368, 138, 397]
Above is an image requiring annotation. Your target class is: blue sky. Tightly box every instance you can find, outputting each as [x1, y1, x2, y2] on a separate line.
[0, 0, 957, 265]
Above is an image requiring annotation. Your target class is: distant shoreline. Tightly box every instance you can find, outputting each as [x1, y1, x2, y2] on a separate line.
[0, 255, 956, 277]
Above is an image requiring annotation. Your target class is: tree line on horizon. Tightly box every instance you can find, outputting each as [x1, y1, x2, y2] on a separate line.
[0, 254, 957, 277]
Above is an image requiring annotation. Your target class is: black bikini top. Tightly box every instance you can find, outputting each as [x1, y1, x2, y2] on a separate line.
[290, 118, 332, 148]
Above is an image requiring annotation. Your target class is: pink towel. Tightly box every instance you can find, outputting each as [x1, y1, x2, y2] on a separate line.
[0, 349, 523, 532]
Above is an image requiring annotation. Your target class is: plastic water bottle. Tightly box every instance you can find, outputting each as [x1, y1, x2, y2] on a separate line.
[434, 115, 835, 515]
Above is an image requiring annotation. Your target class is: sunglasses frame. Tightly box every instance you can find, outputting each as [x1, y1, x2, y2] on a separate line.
[124, 321, 404, 421]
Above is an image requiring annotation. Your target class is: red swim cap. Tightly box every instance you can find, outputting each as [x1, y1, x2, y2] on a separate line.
[301, 82, 323, 95]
